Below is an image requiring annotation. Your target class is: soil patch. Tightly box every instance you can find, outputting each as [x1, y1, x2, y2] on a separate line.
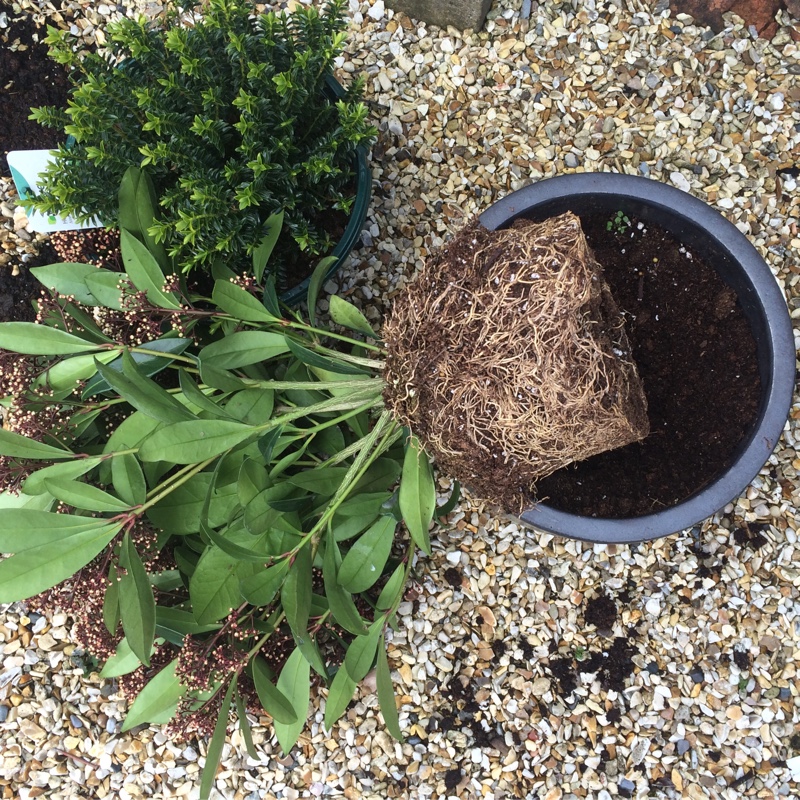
[584, 593, 617, 630]
[0, 10, 71, 174]
[535, 213, 761, 518]
[0, 242, 59, 323]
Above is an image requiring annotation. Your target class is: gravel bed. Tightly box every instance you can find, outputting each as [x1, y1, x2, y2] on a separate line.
[2, 1, 800, 798]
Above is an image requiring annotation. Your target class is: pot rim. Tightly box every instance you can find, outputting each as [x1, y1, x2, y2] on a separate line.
[480, 173, 796, 544]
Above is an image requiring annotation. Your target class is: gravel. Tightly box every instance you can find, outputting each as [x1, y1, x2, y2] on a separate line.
[2, 0, 800, 798]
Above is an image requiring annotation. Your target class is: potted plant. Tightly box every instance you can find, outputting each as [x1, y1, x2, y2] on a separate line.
[0, 167, 458, 797]
[474, 173, 795, 543]
[24, 0, 374, 300]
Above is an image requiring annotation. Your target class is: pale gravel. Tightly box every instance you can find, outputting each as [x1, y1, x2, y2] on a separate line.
[1, 1, 800, 799]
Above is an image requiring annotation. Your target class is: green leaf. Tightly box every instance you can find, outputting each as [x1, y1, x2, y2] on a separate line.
[147, 473, 239, 535]
[398, 435, 435, 555]
[234, 688, 259, 760]
[252, 656, 298, 723]
[83, 337, 192, 398]
[253, 211, 284, 283]
[118, 166, 169, 272]
[138, 419, 257, 464]
[331, 492, 391, 542]
[376, 562, 406, 612]
[120, 229, 181, 309]
[43, 478, 131, 513]
[224, 388, 274, 426]
[344, 622, 382, 683]
[95, 352, 195, 424]
[436, 480, 461, 519]
[338, 516, 396, 594]
[328, 295, 377, 338]
[273, 647, 310, 753]
[0, 322, 100, 356]
[190, 546, 241, 624]
[84, 270, 127, 310]
[121, 659, 186, 731]
[199, 677, 236, 800]
[30, 262, 103, 306]
[212, 280, 278, 323]
[112, 453, 147, 506]
[295, 634, 328, 679]
[237, 458, 269, 506]
[240, 559, 289, 606]
[287, 466, 347, 496]
[118, 530, 156, 666]
[100, 635, 159, 679]
[324, 665, 357, 730]
[376, 634, 403, 740]
[323, 536, 368, 636]
[306, 256, 336, 327]
[281, 543, 312, 641]
[199, 331, 289, 370]
[103, 563, 120, 636]
[286, 338, 367, 376]
[0, 516, 122, 602]
[262, 274, 281, 318]
[0, 428, 75, 461]
[178, 372, 231, 419]
[31, 349, 121, 393]
[155, 606, 221, 646]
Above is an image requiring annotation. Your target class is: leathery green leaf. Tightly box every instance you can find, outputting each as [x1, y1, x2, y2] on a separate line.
[199, 331, 289, 370]
[240, 559, 289, 606]
[0, 428, 74, 461]
[281, 543, 312, 641]
[235, 688, 259, 760]
[322, 536, 368, 636]
[323, 664, 357, 731]
[21, 456, 103, 496]
[30, 262, 102, 306]
[328, 295, 377, 338]
[376, 562, 406, 612]
[0, 519, 122, 603]
[212, 279, 278, 323]
[120, 229, 181, 309]
[273, 647, 310, 753]
[252, 211, 283, 283]
[121, 659, 186, 731]
[112, 453, 147, 506]
[118, 531, 156, 666]
[344, 621, 382, 683]
[252, 656, 298, 724]
[398, 435, 435, 555]
[199, 677, 236, 800]
[189, 546, 241, 624]
[138, 419, 257, 464]
[43, 478, 131, 513]
[338, 516, 396, 594]
[0, 322, 101, 355]
[306, 255, 336, 327]
[376, 634, 403, 740]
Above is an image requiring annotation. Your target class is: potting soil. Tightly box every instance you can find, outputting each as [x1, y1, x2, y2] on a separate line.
[535, 213, 762, 517]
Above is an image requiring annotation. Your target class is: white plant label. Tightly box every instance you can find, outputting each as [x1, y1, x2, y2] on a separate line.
[7, 149, 102, 233]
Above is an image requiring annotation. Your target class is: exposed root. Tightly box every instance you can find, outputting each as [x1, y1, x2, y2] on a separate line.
[382, 212, 649, 511]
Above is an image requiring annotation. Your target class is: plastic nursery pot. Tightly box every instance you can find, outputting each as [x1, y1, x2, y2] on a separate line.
[479, 173, 796, 545]
[279, 75, 373, 306]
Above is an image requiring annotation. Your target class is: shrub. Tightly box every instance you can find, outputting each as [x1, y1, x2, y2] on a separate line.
[0, 170, 451, 798]
[27, 0, 375, 285]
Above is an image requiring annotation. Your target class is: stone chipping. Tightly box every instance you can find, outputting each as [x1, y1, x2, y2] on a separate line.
[1, 0, 800, 798]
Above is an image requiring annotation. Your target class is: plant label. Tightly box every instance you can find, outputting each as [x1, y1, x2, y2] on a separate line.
[7, 149, 102, 232]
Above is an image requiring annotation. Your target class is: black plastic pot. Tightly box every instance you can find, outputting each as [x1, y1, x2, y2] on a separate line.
[479, 173, 795, 544]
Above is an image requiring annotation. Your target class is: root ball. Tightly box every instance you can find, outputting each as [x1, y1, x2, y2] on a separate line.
[382, 212, 649, 511]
